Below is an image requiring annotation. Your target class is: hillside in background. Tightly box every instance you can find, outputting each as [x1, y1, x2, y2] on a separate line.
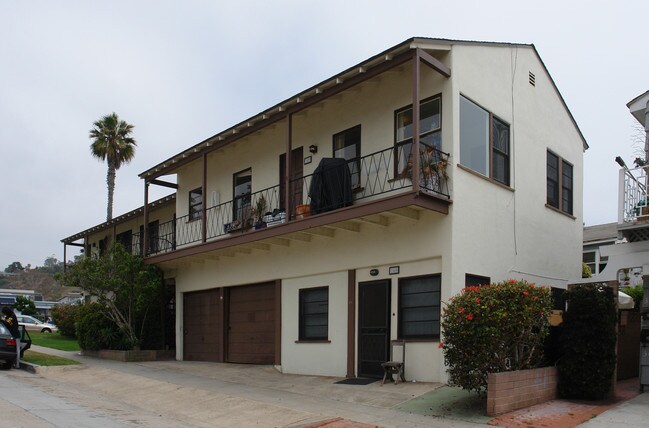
[0, 269, 80, 301]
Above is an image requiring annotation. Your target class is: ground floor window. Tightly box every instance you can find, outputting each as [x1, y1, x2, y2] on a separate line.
[299, 286, 329, 341]
[398, 274, 441, 339]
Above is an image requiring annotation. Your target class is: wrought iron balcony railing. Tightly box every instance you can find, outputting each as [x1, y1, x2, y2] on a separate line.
[139, 143, 449, 256]
[621, 165, 649, 223]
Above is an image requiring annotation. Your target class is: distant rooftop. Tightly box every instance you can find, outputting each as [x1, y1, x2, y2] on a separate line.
[583, 222, 617, 244]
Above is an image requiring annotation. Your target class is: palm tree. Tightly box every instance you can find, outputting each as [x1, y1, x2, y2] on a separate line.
[89, 112, 137, 221]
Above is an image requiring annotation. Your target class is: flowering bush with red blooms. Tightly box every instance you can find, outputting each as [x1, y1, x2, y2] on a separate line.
[51, 303, 80, 338]
[440, 279, 553, 394]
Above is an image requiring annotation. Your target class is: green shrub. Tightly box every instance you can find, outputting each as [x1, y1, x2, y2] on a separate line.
[75, 303, 131, 351]
[441, 280, 553, 394]
[51, 303, 80, 338]
[557, 283, 616, 400]
[623, 285, 644, 310]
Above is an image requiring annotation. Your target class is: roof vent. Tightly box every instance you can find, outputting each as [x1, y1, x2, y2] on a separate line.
[529, 71, 536, 87]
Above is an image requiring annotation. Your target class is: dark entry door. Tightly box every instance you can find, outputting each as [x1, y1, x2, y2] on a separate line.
[358, 280, 391, 378]
[279, 147, 304, 212]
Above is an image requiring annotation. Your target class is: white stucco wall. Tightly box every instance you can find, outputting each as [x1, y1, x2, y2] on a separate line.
[165, 41, 585, 384]
[446, 44, 584, 301]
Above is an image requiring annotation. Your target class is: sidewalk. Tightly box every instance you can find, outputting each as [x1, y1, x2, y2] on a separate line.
[17, 346, 649, 427]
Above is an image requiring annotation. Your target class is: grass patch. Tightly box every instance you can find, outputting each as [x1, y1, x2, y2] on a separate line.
[30, 332, 80, 351]
[22, 350, 80, 366]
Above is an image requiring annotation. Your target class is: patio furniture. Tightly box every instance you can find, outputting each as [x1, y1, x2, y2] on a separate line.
[381, 340, 405, 385]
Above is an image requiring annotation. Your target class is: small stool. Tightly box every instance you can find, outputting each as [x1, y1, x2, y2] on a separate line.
[380, 340, 405, 385]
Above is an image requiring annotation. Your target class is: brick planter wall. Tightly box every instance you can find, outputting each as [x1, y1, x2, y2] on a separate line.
[487, 367, 557, 416]
[82, 349, 175, 362]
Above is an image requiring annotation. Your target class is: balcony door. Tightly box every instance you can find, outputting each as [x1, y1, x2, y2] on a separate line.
[279, 147, 303, 213]
[233, 169, 252, 225]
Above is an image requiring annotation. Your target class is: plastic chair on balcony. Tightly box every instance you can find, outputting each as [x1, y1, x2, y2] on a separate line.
[381, 340, 405, 385]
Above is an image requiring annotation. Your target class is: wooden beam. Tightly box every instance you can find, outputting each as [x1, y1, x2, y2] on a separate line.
[417, 48, 451, 78]
[391, 207, 420, 220]
[286, 232, 312, 242]
[150, 179, 178, 189]
[302, 227, 335, 238]
[266, 237, 291, 247]
[328, 222, 360, 233]
[357, 215, 389, 227]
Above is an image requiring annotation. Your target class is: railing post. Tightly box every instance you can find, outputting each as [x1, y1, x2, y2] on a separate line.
[285, 114, 292, 216]
[172, 213, 177, 251]
[618, 168, 626, 224]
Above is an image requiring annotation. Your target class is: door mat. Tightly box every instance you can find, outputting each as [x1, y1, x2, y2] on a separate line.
[335, 377, 377, 385]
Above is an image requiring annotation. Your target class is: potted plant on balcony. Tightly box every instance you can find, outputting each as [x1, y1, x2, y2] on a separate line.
[253, 195, 268, 230]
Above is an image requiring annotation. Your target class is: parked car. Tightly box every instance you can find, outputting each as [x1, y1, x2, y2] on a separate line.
[0, 323, 31, 369]
[17, 315, 58, 333]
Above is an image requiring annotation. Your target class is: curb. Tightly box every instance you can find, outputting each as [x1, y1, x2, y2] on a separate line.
[19, 361, 38, 374]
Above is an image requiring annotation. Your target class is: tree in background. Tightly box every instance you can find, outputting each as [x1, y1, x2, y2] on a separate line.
[14, 295, 38, 316]
[89, 112, 136, 221]
[4, 261, 24, 273]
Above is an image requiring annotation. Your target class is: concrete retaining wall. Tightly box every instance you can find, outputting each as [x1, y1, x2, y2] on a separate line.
[82, 349, 175, 362]
[487, 367, 557, 416]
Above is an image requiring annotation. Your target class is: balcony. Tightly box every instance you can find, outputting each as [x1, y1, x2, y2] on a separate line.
[141, 143, 451, 262]
[619, 165, 649, 241]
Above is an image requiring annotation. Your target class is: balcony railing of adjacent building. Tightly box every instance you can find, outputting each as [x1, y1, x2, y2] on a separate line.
[620, 165, 649, 223]
[135, 143, 450, 257]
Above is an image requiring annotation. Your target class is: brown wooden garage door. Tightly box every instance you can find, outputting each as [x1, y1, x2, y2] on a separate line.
[227, 283, 276, 364]
[184, 289, 222, 361]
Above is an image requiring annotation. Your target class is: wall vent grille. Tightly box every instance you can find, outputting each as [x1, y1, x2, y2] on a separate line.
[529, 71, 536, 86]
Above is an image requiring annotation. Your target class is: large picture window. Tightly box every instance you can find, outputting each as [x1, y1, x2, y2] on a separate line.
[299, 287, 329, 341]
[398, 274, 441, 339]
[547, 150, 573, 215]
[333, 125, 361, 189]
[189, 187, 202, 221]
[459, 96, 510, 186]
[395, 96, 441, 177]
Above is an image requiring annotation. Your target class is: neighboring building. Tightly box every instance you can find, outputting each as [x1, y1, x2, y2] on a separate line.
[61, 38, 587, 382]
[577, 90, 649, 293]
[583, 222, 617, 275]
[0, 289, 42, 302]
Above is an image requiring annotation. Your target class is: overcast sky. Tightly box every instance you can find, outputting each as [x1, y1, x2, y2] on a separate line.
[1, 1, 647, 268]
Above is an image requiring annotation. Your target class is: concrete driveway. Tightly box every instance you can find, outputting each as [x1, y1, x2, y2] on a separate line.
[4, 345, 483, 427]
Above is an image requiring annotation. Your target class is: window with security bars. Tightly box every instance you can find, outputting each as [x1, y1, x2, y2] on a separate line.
[299, 287, 329, 341]
[398, 275, 441, 339]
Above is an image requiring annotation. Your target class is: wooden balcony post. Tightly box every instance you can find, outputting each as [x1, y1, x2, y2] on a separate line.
[202, 153, 207, 243]
[285, 114, 293, 215]
[143, 180, 149, 256]
[412, 49, 421, 193]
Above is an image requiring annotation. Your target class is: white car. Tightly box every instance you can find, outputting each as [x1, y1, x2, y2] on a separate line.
[17, 315, 58, 333]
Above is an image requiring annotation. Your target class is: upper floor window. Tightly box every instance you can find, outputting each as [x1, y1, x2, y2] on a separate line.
[398, 274, 441, 339]
[395, 96, 441, 177]
[233, 169, 252, 223]
[459, 96, 510, 186]
[189, 187, 202, 221]
[299, 286, 329, 341]
[547, 151, 573, 215]
[333, 125, 361, 189]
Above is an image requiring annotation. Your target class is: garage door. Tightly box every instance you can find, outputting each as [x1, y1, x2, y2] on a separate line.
[227, 282, 276, 364]
[184, 289, 222, 361]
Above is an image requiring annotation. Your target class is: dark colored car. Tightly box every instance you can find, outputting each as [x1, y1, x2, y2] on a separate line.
[0, 323, 31, 369]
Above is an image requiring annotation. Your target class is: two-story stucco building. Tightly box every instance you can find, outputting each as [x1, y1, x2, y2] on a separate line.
[62, 37, 587, 382]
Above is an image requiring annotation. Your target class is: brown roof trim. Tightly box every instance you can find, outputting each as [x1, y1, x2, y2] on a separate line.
[61, 194, 176, 244]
